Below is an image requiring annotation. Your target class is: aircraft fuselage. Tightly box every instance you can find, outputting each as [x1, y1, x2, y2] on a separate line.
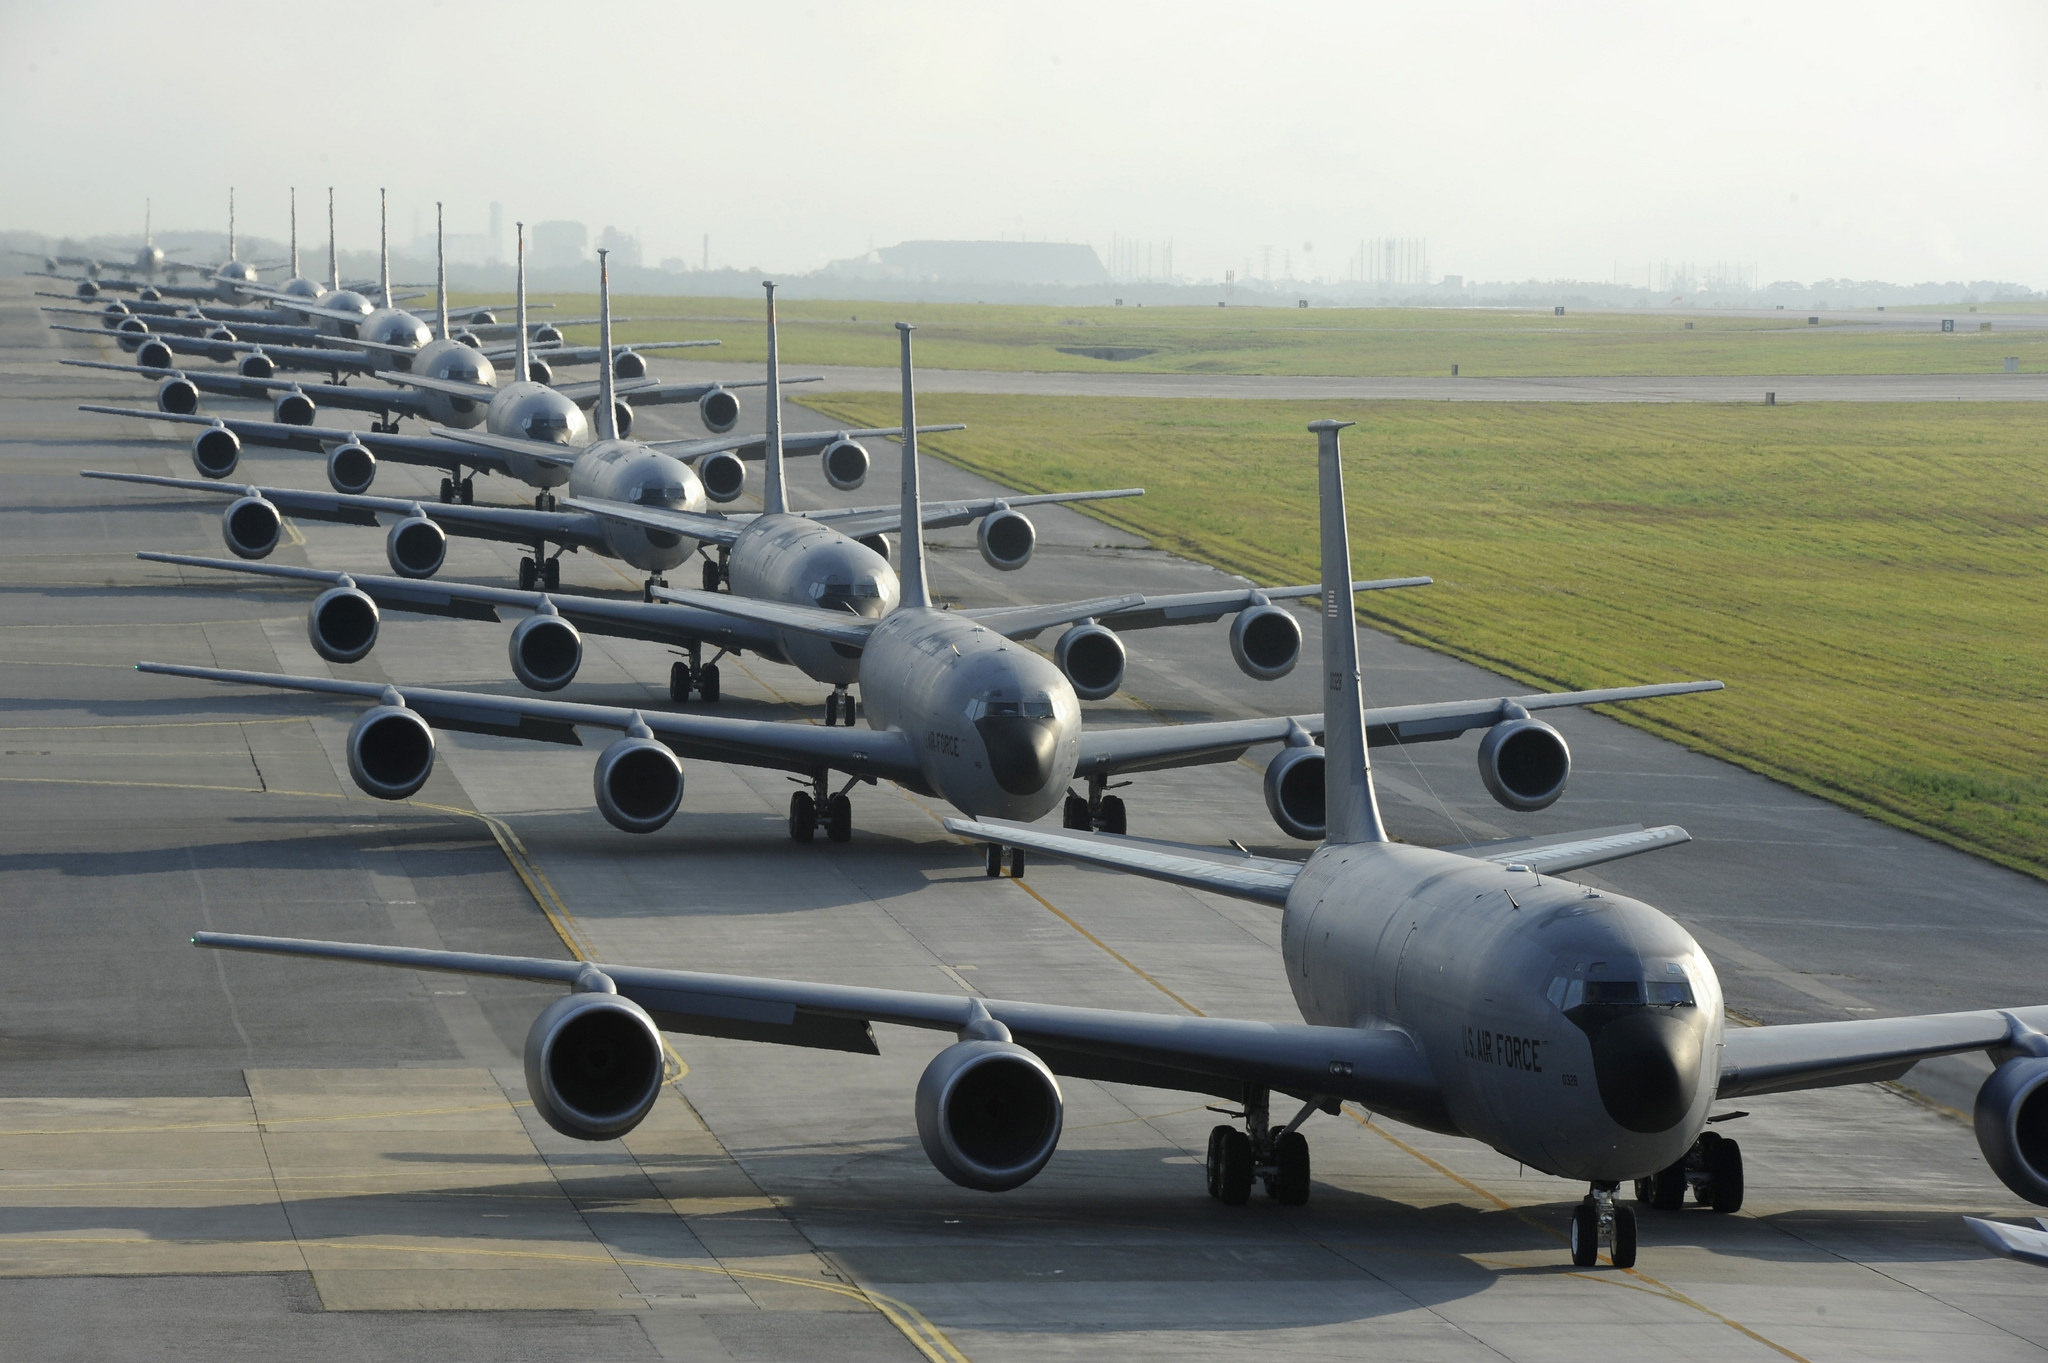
[726, 514, 900, 687]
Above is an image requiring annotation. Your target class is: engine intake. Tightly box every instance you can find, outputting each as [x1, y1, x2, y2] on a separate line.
[116, 316, 149, 349]
[327, 442, 376, 495]
[154, 375, 198, 416]
[273, 390, 316, 426]
[698, 450, 746, 503]
[523, 989, 666, 1142]
[509, 609, 583, 692]
[1053, 623, 1125, 701]
[1477, 716, 1570, 812]
[1230, 604, 1303, 681]
[612, 399, 635, 439]
[525, 356, 554, 385]
[1976, 1057, 2048, 1206]
[385, 516, 447, 579]
[593, 733, 684, 834]
[76, 279, 100, 299]
[532, 324, 564, 345]
[977, 509, 1036, 572]
[699, 387, 740, 434]
[613, 349, 647, 381]
[821, 438, 870, 491]
[915, 1039, 1063, 1192]
[221, 496, 281, 560]
[192, 424, 241, 478]
[308, 582, 379, 664]
[204, 325, 237, 344]
[1264, 744, 1326, 841]
[346, 704, 435, 799]
[238, 350, 276, 379]
[137, 337, 175, 371]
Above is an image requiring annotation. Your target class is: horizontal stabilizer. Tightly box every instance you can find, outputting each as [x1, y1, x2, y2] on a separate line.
[1464, 823, 1692, 875]
[945, 817, 1299, 907]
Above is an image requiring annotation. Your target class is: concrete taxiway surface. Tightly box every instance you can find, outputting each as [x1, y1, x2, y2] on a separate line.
[5, 276, 2048, 1360]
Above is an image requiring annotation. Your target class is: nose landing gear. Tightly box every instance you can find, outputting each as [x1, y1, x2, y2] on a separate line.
[824, 686, 859, 726]
[1203, 1090, 1318, 1208]
[1570, 1183, 1637, 1269]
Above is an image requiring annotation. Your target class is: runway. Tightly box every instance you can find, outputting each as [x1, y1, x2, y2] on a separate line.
[6, 275, 2048, 1360]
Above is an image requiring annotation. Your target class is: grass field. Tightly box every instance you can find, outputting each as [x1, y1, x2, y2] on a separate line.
[802, 394, 2048, 879]
[482, 292, 2047, 378]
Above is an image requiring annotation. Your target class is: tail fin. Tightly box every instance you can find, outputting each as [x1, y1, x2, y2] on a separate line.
[326, 188, 337, 292]
[761, 281, 787, 515]
[434, 202, 449, 340]
[377, 188, 391, 307]
[287, 188, 298, 278]
[1314, 419, 1387, 845]
[514, 223, 530, 383]
[227, 187, 236, 262]
[146, 198, 154, 250]
[595, 250, 619, 441]
[895, 323, 931, 610]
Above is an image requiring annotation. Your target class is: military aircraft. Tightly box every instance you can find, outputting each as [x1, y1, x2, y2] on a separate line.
[135, 323, 1715, 846]
[185, 419, 2048, 1274]
[19, 199, 190, 286]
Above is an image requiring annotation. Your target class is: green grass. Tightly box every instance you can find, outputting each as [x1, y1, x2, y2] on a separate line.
[459, 292, 2048, 379]
[802, 394, 2048, 878]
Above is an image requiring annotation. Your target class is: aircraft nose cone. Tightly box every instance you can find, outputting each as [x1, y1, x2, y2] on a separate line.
[1586, 1009, 1702, 1134]
[974, 716, 1060, 796]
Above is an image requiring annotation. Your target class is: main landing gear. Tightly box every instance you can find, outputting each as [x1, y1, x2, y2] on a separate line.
[668, 645, 723, 704]
[642, 574, 668, 604]
[518, 553, 561, 592]
[533, 491, 558, 511]
[438, 475, 475, 505]
[1570, 1184, 1637, 1269]
[1205, 1089, 1316, 1208]
[700, 548, 728, 593]
[1634, 1128, 1745, 1215]
[983, 844, 1027, 878]
[824, 686, 859, 727]
[787, 771, 867, 844]
[1061, 774, 1128, 834]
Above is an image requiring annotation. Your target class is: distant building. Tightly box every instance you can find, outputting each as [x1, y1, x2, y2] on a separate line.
[530, 221, 588, 269]
[822, 240, 1109, 287]
[598, 226, 642, 270]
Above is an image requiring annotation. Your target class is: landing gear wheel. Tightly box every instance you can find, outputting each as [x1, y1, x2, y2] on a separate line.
[985, 845, 1003, 878]
[1097, 795, 1127, 835]
[1706, 1138, 1744, 1214]
[1649, 1163, 1687, 1211]
[824, 793, 852, 843]
[518, 557, 538, 592]
[825, 693, 841, 727]
[702, 558, 722, 592]
[788, 791, 816, 843]
[542, 559, 560, 591]
[1062, 793, 1090, 830]
[1267, 1130, 1310, 1206]
[1205, 1126, 1230, 1199]
[1212, 1128, 1253, 1206]
[438, 476, 454, 504]
[1569, 1202, 1600, 1267]
[698, 664, 720, 703]
[459, 477, 475, 505]
[669, 662, 693, 704]
[1008, 847, 1026, 878]
[1611, 1204, 1638, 1269]
[844, 694, 858, 724]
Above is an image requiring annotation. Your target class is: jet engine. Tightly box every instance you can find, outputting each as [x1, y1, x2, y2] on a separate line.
[612, 399, 635, 439]
[272, 390, 316, 426]
[613, 349, 648, 381]
[75, 279, 100, 299]
[699, 387, 739, 434]
[453, 330, 482, 349]
[857, 532, 891, 561]
[136, 337, 175, 371]
[237, 350, 276, 379]
[821, 439, 870, 491]
[192, 424, 242, 478]
[1476, 715, 1570, 812]
[533, 324, 564, 346]
[326, 442, 376, 495]
[698, 450, 746, 504]
[522, 987, 666, 1142]
[1975, 1056, 2048, 1206]
[345, 702, 435, 799]
[307, 580, 379, 664]
[204, 325, 237, 344]
[1229, 604, 1303, 681]
[525, 356, 554, 386]
[137, 286, 163, 303]
[100, 301, 130, 325]
[221, 495, 281, 560]
[115, 317, 149, 350]
[154, 375, 199, 416]
[467, 311, 498, 327]
[1263, 744, 1326, 841]
[915, 1038, 1063, 1192]
[592, 731, 684, 835]
[976, 509, 1036, 572]
[385, 515, 447, 579]
[1053, 623, 1126, 701]
[508, 607, 583, 692]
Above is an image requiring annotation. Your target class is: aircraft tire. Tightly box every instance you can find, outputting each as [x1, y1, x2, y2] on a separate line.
[542, 560, 560, 591]
[1205, 1126, 1230, 1198]
[439, 477, 454, 504]
[1611, 1206, 1638, 1268]
[985, 844, 1003, 878]
[702, 559, 722, 592]
[1008, 847, 1027, 879]
[519, 558, 538, 592]
[669, 662, 692, 704]
[825, 794, 852, 844]
[459, 478, 475, 504]
[825, 694, 841, 727]
[1215, 1129, 1253, 1206]
[788, 791, 816, 843]
[1269, 1130, 1310, 1206]
[1097, 796, 1127, 835]
[1569, 1202, 1599, 1267]
[1707, 1139, 1744, 1214]
[1062, 794, 1090, 830]
[699, 664, 720, 702]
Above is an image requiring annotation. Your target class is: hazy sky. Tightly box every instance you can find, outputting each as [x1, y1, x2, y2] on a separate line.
[3, 0, 2042, 285]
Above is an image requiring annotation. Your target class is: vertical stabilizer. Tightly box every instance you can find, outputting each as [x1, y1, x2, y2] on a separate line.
[761, 281, 787, 516]
[378, 188, 391, 307]
[326, 188, 337, 292]
[895, 323, 932, 610]
[287, 188, 298, 277]
[1314, 419, 1387, 845]
[594, 250, 619, 441]
[514, 223, 529, 384]
[434, 202, 449, 340]
[145, 199, 153, 249]
[227, 187, 236, 262]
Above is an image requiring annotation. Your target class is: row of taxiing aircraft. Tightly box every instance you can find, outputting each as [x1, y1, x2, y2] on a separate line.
[62, 196, 2048, 1271]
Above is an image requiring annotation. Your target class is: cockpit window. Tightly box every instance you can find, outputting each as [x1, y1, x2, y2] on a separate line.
[524, 412, 571, 441]
[1551, 969, 1695, 1011]
[1581, 981, 1644, 1006]
[811, 579, 886, 618]
[967, 695, 1056, 721]
[635, 482, 691, 508]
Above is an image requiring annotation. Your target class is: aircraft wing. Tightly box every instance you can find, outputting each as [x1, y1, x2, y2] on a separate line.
[50, 323, 245, 363]
[550, 375, 822, 407]
[1719, 1007, 2048, 1098]
[645, 585, 878, 649]
[137, 553, 783, 655]
[968, 577, 1433, 638]
[1074, 680, 1727, 778]
[369, 368, 498, 402]
[85, 471, 611, 552]
[803, 487, 1147, 541]
[944, 819, 1301, 906]
[1966, 1217, 2048, 1268]
[511, 340, 722, 366]
[137, 663, 926, 782]
[61, 359, 279, 401]
[648, 424, 967, 462]
[189, 932, 1444, 1115]
[75, 405, 575, 480]
[955, 594, 1155, 642]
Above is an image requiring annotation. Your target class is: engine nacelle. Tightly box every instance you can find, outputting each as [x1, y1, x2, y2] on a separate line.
[698, 450, 746, 504]
[137, 286, 163, 303]
[1053, 623, 1126, 701]
[385, 515, 447, 579]
[116, 317, 149, 350]
[467, 311, 498, 327]
[613, 349, 647, 380]
[345, 703, 435, 799]
[453, 330, 482, 349]
[327, 442, 376, 495]
[192, 424, 241, 478]
[273, 390, 316, 426]
[612, 399, 634, 439]
[204, 325, 237, 344]
[857, 532, 891, 561]
[699, 387, 739, 434]
[237, 350, 276, 379]
[75, 279, 100, 299]
[915, 1039, 1063, 1192]
[525, 356, 554, 386]
[154, 375, 199, 416]
[523, 988, 666, 1142]
[977, 509, 1036, 572]
[1264, 744, 1326, 841]
[308, 582, 379, 664]
[101, 301, 130, 324]
[221, 495, 281, 560]
[509, 609, 583, 692]
[533, 324, 564, 345]
[821, 438, 870, 491]
[1477, 716, 1571, 812]
[136, 337, 175, 371]
[1230, 604, 1303, 681]
[592, 733, 684, 835]
[1975, 1057, 2048, 1206]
